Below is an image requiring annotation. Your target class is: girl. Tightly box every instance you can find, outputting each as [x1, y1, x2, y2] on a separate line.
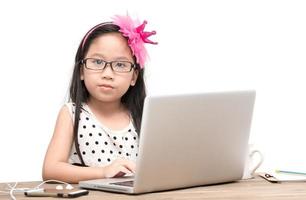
[42, 15, 157, 183]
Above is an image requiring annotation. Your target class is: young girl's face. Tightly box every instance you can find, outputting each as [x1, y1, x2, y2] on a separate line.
[81, 32, 138, 103]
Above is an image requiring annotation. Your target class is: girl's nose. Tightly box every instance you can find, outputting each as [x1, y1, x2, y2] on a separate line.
[101, 63, 114, 79]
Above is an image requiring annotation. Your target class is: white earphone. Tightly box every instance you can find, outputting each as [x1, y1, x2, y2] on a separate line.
[55, 184, 74, 190]
[65, 184, 74, 190]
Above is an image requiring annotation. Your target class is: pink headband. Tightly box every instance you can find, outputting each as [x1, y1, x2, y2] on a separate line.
[81, 15, 157, 69]
[81, 22, 110, 50]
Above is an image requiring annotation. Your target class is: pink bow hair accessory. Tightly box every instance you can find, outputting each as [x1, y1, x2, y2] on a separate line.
[112, 15, 157, 68]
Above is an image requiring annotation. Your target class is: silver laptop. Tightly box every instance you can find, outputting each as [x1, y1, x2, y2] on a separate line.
[79, 90, 256, 194]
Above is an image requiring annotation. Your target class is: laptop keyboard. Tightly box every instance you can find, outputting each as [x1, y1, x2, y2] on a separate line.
[110, 180, 134, 187]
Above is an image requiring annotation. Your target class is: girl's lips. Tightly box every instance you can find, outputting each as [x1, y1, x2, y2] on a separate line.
[98, 84, 114, 90]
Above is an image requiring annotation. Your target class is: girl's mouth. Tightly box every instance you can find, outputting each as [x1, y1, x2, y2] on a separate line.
[98, 84, 114, 90]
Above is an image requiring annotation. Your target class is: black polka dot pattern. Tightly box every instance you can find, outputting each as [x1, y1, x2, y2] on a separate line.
[66, 102, 139, 167]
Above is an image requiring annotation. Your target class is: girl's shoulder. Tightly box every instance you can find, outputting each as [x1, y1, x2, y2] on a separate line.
[64, 102, 75, 114]
[64, 102, 90, 112]
[64, 102, 90, 121]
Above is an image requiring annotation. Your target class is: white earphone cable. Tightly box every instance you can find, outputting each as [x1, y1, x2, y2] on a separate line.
[0, 179, 73, 200]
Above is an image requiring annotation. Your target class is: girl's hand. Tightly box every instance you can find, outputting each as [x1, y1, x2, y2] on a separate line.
[103, 158, 136, 178]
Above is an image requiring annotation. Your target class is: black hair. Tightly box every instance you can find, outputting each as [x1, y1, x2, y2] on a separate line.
[69, 23, 146, 166]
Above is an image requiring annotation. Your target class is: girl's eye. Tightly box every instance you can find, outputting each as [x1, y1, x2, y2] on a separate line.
[115, 62, 126, 68]
[94, 59, 104, 65]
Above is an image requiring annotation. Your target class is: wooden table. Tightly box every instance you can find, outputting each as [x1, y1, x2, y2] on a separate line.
[1, 176, 306, 200]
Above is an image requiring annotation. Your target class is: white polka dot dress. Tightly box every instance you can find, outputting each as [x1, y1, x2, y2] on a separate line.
[66, 102, 139, 167]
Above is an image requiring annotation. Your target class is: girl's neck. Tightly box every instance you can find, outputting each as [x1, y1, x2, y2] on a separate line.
[87, 98, 126, 116]
[86, 98, 130, 130]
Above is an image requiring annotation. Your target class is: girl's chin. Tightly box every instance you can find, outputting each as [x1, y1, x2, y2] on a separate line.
[93, 95, 121, 103]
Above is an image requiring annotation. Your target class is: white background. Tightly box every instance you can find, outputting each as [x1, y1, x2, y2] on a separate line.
[0, 0, 305, 182]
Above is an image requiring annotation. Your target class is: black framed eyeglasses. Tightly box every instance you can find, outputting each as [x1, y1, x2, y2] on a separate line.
[81, 58, 135, 73]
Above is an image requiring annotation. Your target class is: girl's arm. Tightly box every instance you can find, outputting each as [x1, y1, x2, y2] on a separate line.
[42, 106, 135, 183]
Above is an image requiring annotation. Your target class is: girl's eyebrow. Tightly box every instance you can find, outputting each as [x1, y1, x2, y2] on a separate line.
[88, 53, 104, 58]
[113, 56, 130, 61]
[88, 53, 131, 61]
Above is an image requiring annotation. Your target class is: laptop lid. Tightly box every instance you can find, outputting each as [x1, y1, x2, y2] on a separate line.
[79, 90, 256, 194]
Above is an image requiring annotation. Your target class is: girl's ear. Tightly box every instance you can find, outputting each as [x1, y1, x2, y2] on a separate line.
[131, 69, 139, 86]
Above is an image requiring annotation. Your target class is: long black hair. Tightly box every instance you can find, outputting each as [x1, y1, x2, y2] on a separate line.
[69, 23, 146, 166]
